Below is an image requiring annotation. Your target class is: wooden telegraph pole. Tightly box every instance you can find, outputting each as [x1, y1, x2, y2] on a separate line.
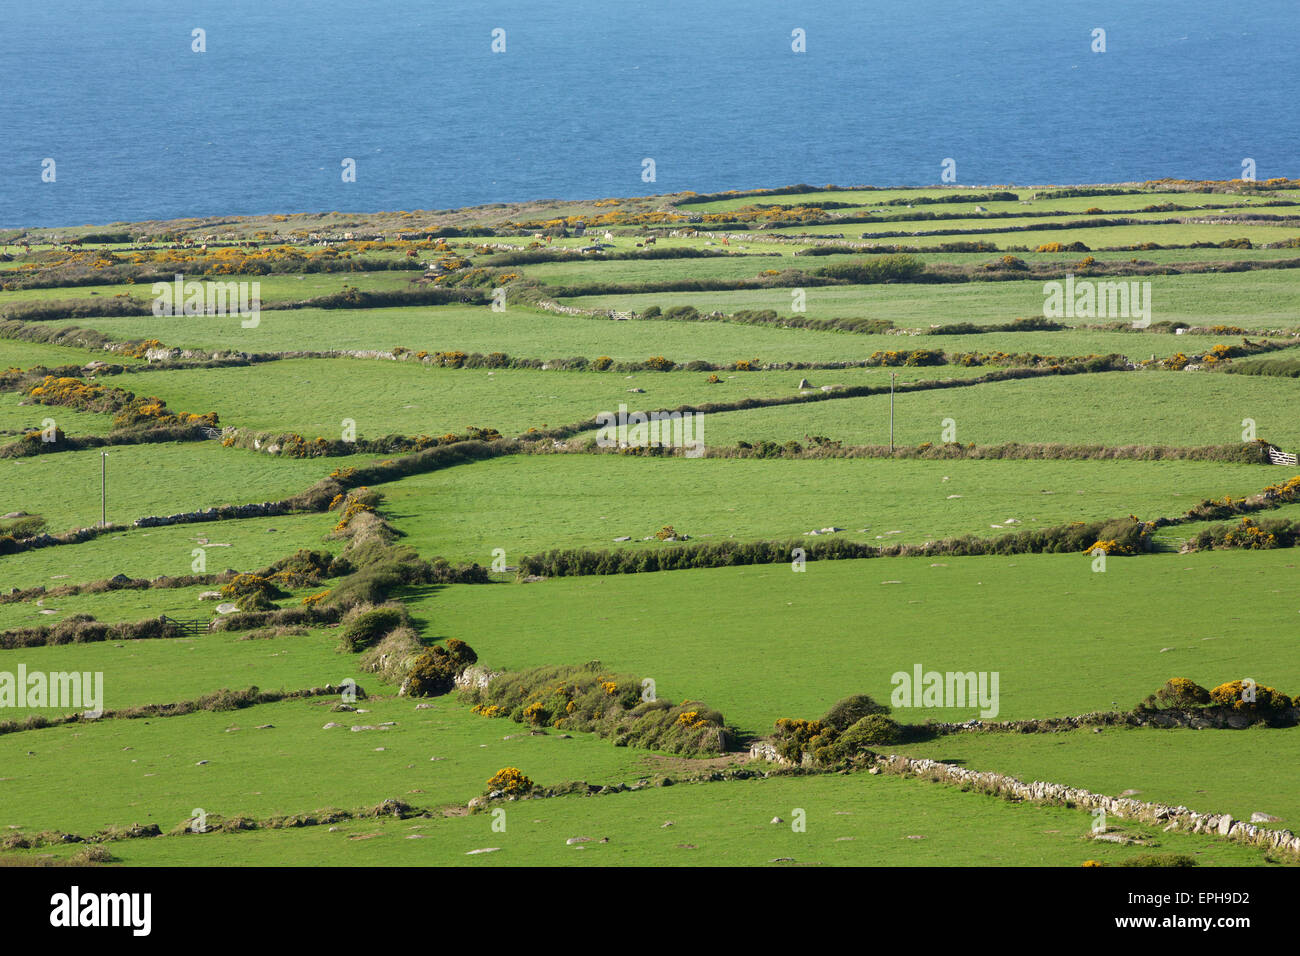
[889, 372, 896, 453]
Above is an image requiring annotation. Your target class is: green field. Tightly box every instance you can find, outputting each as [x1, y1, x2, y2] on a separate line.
[691, 369, 1300, 449]
[566, 269, 1300, 331]
[0, 511, 338, 591]
[112, 359, 987, 440]
[414, 549, 1300, 734]
[37, 304, 1259, 368]
[7, 769, 1274, 867]
[379, 453, 1269, 562]
[0, 441, 343, 533]
[3, 181, 1299, 869]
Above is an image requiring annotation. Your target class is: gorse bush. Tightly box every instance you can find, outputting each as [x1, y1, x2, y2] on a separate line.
[403, 639, 479, 698]
[1208, 680, 1294, 722]
[219, 574, 288, 612]
[1150, 678, 1212, 709]
[821, 694, 891, 732]
[770, 695, 899, 766]
[1135, 677, 1295, 725]
[463, 661, 729, 756]
[337, 605, 408, 653]
[815, 254, 926, 284]
[485, 767, 533, 796]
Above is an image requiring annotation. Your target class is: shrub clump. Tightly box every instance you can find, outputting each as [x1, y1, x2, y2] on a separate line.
[219, 573, 288, 612]
[485, 767, 533, 796]
[463, 662, 728, 756]
[1208, 680, 1293, 723]
[1146, 677, 1212, 710]
[403, 639, 479, 697]
[770, 695, 898, 766]
[337, 604, 407, 653]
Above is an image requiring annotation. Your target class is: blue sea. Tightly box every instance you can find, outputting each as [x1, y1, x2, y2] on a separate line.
[0, 0, 1295, 228]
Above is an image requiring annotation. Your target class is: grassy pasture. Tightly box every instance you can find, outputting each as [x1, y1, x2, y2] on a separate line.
[4, 770, 1275, 867]
[896, 727, 1300, 830]
[416, 549, 1300, 736]
[379, 454, 1267, 562]
[0, 696, 656, 836]
[0, 339, 143, 370]
[0, 512, 338, 592]
[692, 370, 1300, 449]
[0, 442, 342, 533]
[565, 269, 1300, 331]
[0, 623, 361, 718]
[0, 271, 417, 307]
[40, 305, 1231, 366]
[682, 188, 1290, 214]
[775, 222, 1300, 249]
[127, 359, 987, 439]
[0, 391, 114, 437]
[509, 248, 1300, 289]
[5, 182, 1300, 869]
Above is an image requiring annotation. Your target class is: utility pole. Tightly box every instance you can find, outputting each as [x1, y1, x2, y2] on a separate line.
[889, 372, 896, 453]
[100, 451, 107, 527]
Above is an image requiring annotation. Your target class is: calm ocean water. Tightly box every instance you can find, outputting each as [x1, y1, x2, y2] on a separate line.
[0, 0, 1295, 228]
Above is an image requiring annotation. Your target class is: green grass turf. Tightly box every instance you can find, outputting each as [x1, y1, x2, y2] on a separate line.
[0, 391, 114, 438]
[0, 580, 330, 635]
[683, 189, 1288, 214]
[125, 359, 987, 439]
[0, 512, 338, 592]
[775, 222, 1300, 249]
[0, 620, 363, 718]
[2, 770, 1276, 867]
[0, 696, 660, 835]
[0, 339, 142, 370]
[895, 726, 1300, 829]
[0, 271, 416, 307]
[0, 441, 344, 533]
[414, 549, 1300, 735]
[690, 369, 1300, 449]
[564, 269, 1300, 331]
[513, 248, 1300, 288]
[39, 305, 1216, 365]
[378, 453, 1270, 562]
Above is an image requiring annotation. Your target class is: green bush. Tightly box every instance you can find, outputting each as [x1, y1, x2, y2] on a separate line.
[1150, 677, 1211, 709]
[836, 714, 902, 752]
[462, 662, 729, 756]
[404, 639, 479, 697]
[822, 694, 890, 732]
[337, 606, 406, 653]
[404, 651, 457, 697]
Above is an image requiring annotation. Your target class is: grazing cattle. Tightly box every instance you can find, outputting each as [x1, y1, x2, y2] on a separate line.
[644, 236, 656, 245]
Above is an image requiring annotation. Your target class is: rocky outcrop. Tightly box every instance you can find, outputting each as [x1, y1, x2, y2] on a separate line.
[455, 665, 500, 691]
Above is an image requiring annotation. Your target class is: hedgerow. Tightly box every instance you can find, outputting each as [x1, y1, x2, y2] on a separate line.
[463, 662, 730, 756]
